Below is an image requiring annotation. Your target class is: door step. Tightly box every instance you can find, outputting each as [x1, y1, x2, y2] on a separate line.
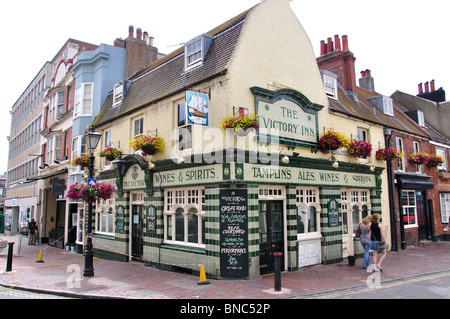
[419, 240, 433, 246]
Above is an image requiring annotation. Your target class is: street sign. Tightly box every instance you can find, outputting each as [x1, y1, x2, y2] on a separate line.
[87, 179, 97, 186]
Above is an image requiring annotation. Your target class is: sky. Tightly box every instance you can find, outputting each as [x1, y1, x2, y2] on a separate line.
[1, 0, 449, 174]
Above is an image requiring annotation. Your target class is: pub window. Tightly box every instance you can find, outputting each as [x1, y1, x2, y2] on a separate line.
[133, 117, 144, 137]
[164, 187, 205, 247]
[341, 189, 371, 236]
[95, 198, 115, 236]
[296, 187, 321, 238]
[439, 193, 450, 223]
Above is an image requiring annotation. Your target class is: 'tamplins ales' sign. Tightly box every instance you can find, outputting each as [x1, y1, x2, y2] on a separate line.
[244, 164, 376, 188]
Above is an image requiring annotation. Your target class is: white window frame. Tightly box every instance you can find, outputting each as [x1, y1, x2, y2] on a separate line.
[417, 110, 425, 127]
[396, 137, 405, 171]
[74, 82, 93, 118]
[177, 102, 192, 151]
[186, 38, 202, 68]
[402, 190, 417, 227]
[71, 135, 87, 173]
[296, 187, 321, 240]
[413, 141, 422, 173]
[383, 97, 394, 116]
[133, 117, 144, 137]
[439, 193, 450, 224]
[323, 74, 338, 99]
[163, 187, 205, 248]
[436, 147, 447, 171]
[341, 189, 371, 236]
[102, 129, 112, 169]
[95, 198, 116, 236]
[112, 81, 123, 107]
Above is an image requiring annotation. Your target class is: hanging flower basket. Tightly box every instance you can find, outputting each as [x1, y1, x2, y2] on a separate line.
[408, 152, 427, 165]
[376, 147, 401, 161]
[424, 153, 445, 168]
[129, 135, 165, 156]
[99, 147, 122, 161]
[70, 154, 90, 167]
[67, 182, 115, 205]
[347, 140, 372, 159]
[319, 130, 349, 154]
[220, 114, 258, 135]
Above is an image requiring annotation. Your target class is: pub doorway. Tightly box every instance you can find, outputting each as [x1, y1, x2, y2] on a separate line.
[259, 200, 284, 275]
[130, 192, 144, 261]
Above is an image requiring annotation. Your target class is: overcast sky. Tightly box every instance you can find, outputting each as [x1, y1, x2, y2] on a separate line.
[1, 0, 448, 174]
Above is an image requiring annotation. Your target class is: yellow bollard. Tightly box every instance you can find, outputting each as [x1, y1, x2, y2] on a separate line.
[197, 264, 209, 285]
[36, 250, 44, 263]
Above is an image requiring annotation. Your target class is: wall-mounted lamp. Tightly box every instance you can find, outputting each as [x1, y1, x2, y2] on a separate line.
[370, 165, 376, 172]
[292, 152, 299, 157]
[177, 157, 185, 165]
[54, 160, 60, 164]
[148, 161, 155, 170]
[281, 155, 289, 164]
[332, 161, 339, 169]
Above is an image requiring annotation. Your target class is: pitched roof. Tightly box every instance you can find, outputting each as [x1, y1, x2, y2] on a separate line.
[94, 8, 252, 127]
[328, 86, 431, 139]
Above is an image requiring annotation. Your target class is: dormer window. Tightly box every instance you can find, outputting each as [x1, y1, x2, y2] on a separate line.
[113, 81, 123, 106]
[367, 95, 394, 117]
[320, 70, 338, 100]
[417, 110, 425, 127]
[184, 34, 213, 71]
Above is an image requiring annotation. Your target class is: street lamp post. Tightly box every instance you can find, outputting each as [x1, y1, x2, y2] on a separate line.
[83, 126, 101, 277]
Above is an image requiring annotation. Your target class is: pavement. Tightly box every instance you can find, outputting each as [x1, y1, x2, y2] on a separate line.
[1, 236, 450, 300]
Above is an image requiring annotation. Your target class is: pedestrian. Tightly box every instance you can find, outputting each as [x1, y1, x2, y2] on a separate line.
[359, 215, 372, 269]
[369, 213, 387, 272]
[28, 218, 38, 245]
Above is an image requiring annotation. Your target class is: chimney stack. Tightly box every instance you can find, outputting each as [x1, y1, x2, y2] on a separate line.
[317, 34, 356, 93]
[359, 69, 375, 92]
[417, 79, 446, 102]
[125, 25, 159, 79]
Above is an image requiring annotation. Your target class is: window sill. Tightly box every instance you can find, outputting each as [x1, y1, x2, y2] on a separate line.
[297, 233, 322, 241]
[161, 242, 205, 254]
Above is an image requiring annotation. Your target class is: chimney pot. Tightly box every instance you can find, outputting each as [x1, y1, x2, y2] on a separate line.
[129, 25, 134, 38]
[431, 79, 435, 91]
[136, 28, 142, 40]
[327, 37, 334, 53]
[342, 35, 349, 51]
[149, 36, 154, 47]
[334, 35, 341, 51]
[143, 31, 149, 45]
[418, 83, 423, 94]
[425, 81, 429, 93]
[365, 69, 371, 77]
[361, 71, 366, 78]
[320, 40, 326, 55]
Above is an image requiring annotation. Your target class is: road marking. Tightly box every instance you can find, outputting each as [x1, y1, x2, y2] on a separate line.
[304, 271, 450, 299]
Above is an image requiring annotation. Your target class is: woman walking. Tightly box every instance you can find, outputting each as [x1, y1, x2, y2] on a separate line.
[359, 215, 372, 269]
[370, 214, 387, 272]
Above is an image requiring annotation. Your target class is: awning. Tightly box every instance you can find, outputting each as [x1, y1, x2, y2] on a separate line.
[26, 168, 68, 182]
[395, 172, 434, 190]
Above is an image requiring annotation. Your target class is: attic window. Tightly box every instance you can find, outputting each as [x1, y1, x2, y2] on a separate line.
[320, 70, 338, 100]
[417, 110, 425, 127]
[184, 34, 213, 71]
[382, 97, 394, 116]
[113, 81, 123, 106]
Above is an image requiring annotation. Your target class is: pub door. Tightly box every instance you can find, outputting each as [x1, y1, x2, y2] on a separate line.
[131, 205, 144, 261]
[259, 200, 284, 275]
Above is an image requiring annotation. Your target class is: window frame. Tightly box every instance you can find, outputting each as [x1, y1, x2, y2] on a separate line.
[74, 82, 93, 118]
[95, 198, 116, 236]
[163, 187, 205, 248]
[296, 187, 321, 240]
[133, 117, 144, 137]
[396, 137, 405, 171]
[439, 192, 450, 224]
[436, 147, 447, 171]
[341, 189, 371, 236]
[177, 102, 192, 151]
[112, 81, 123, 107]
[401, 190, 417, 227]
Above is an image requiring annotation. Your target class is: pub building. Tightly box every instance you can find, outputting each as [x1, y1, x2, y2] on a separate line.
[89, 0, 389, 279]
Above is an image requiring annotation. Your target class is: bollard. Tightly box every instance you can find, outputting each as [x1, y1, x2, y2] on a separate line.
[273, 252, 282, 292]
[5, 242, 14, 272]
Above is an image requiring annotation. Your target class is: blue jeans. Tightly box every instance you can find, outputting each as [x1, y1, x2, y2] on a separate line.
[362, 243, 371, 268]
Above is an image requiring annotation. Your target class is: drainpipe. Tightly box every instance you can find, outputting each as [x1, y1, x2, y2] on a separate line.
[384, 128, 398, 251]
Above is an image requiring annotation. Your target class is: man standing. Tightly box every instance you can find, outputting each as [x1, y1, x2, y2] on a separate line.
[28, 218, 38, 245]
